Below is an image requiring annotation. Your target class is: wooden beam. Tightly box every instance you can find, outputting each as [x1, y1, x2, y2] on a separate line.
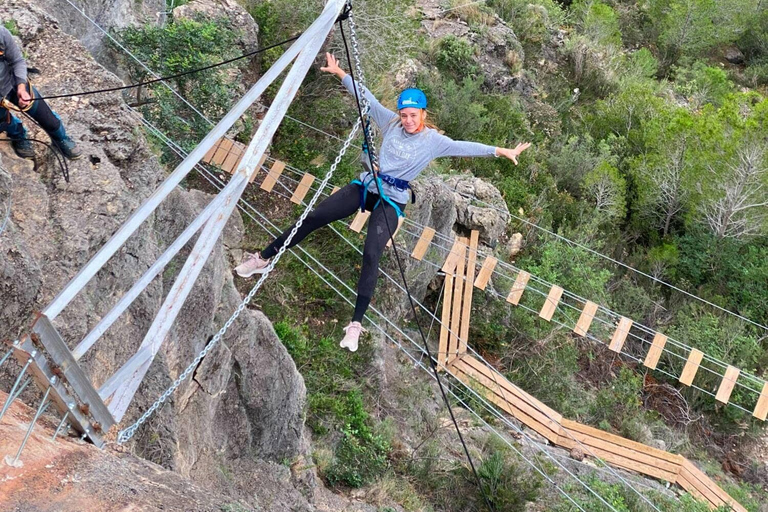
[539, 285, 563, 322]
[386, 217, 406, 248]
[474, 256, 498, 290]
[441, 238, 464, 273]
[438, 272, 455, 368]
[573, 300, 598, 337]
[259, 159, 284, 189]
[715, 366, 740, 404]
[211, 137, 233, 166]
[679, 348, 704, 386]
[349, 210, 370, 233]
[753, 382, 768, 421]
[458, 231, 479, 354]
[448, 240, 467, 364]
[506, 270, 530, 305]
[643, 333, 668, 370]
[411, 227, 435, 261]
[608, 317, 633, 353]
[290, 173, 316, 204]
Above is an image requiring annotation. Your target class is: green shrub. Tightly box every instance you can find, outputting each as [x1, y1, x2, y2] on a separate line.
[435, 35, 477, 79]
[488, 0, 565, 45]
[117, 15, 242, 161]
[326, 419, 391, 487]
[477, 451, 541, 511]
[3, 20, 19, 36]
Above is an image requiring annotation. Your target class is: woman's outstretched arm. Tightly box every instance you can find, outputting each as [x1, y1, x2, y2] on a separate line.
[432, 132, 532, 165]
[320, 53, 397, 128]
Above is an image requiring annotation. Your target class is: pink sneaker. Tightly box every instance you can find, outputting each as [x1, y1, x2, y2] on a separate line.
[340, 321, 366, 352]
[234, 251, 271, 278]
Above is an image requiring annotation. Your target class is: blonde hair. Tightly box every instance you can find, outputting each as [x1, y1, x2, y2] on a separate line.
[388, 109, 439, 131]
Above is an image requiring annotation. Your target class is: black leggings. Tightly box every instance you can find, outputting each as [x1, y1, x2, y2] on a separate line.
[262, 183, 405, 322]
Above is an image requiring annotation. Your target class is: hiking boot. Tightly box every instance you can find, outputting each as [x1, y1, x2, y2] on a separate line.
[49, 123, 82, 160]
[340, 321, 366, 352]
[234, 251, 271, 278]
[11, 137, 34, 159]
[51, 134, 82, 160]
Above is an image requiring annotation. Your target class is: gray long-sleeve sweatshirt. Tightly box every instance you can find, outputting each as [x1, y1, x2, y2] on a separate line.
[341, 75, 497, 205]
[0, 26, 27, 99]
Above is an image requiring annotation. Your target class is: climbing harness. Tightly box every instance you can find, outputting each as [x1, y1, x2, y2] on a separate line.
[351, 173, 410, 218]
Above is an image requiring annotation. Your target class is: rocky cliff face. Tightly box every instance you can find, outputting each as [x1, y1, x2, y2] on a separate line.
[0, 0, 307, 497]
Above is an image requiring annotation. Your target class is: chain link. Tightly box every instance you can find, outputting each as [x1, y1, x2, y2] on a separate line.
[346, 4, 379, 169]
[117, 118, 362, 444]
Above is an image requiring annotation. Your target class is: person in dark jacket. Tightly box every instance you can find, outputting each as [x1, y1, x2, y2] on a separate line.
[0, 24, 81, 159]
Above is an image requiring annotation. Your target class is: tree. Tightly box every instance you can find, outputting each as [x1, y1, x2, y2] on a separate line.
[582, 161, 627, 220]
[635, 135, 694, 237]
[701, 142, 768, 239]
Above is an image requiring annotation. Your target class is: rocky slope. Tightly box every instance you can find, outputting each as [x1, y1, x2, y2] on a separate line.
[0, 1, 324, 508]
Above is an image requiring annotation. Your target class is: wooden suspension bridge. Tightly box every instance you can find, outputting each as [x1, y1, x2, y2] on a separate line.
[0, 2, 761, 508]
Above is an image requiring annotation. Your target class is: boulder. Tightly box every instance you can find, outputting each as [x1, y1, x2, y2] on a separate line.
[0, 0, 306, 496]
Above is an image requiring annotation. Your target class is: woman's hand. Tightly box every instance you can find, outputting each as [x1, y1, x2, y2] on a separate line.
[320, 52, 346, 80]
[496, 142, 532, 165]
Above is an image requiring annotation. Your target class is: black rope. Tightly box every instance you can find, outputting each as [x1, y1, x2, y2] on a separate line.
[338, 17, 496, 512]
[29, 34, 302, 101]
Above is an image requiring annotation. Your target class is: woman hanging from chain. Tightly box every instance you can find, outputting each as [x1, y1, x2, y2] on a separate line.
[235, 53, 531, 351]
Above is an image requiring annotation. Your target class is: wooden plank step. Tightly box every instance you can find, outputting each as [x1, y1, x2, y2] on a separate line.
[221, 142, 245, 174]
[715, 365, 740, 404]
[573, 301, 598, 337]
[290, 173, 316, 204]
[248, 154, 269, 183]
[457, 355, 563, 427]
[211, 138, 233, 167]
[411, 227, 435, 261]
[679, 459, 747, 512]
[643, 333, 668, 370]
[349, 211, 370, 233]
[474, 256, 498, 290]
[385, 217, 405, 248]
[441, 238, 464, 273]
[448, 240, 467, 364]
[438, 271, 455, 368]
[451, 363, 561, 444]
[459, 354, 563, 423]
[561, 419, 684, 466]
[558, 421, 683, 473]
[458, 231, 479, 354]
[331, 186, 340, 195]
[608, 317, 633, 353]
[202, 138, 223, 163]
[677, 469, 720, 509]
[259, 159, 284, 189]
[539, 285, 563, 322]
[753, 382, 768, 421]
[680, 349, 704, 386]
[506, 270, 530, 305]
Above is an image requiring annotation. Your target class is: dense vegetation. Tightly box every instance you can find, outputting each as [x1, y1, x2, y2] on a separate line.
[114, 0, 768, 510]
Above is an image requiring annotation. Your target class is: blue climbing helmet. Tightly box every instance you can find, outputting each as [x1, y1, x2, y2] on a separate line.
[397, 88, 427, 110]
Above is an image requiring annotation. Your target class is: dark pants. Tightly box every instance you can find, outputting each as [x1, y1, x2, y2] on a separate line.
[0, 85, 62, 139]
[262, 183, 405, 322]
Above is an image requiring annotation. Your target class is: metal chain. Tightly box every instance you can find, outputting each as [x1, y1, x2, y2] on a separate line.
[346, 4, 379, 169]
[117, 118, 362, 444]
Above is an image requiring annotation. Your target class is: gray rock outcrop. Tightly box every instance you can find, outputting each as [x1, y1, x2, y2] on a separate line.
[0, 0, 305, 495]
